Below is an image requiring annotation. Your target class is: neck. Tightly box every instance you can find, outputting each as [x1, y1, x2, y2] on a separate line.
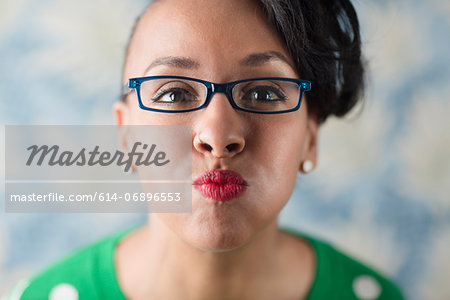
[153, 216, 280, 299]
[117, 217, 294, 300]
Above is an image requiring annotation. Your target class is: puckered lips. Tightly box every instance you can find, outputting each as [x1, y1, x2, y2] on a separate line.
[193, 169, 248, 202]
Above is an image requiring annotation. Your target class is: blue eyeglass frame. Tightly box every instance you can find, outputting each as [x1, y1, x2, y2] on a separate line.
[123, 75, 311, 114]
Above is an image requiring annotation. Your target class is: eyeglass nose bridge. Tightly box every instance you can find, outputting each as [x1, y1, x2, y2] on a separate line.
[204, 82, 239, 109]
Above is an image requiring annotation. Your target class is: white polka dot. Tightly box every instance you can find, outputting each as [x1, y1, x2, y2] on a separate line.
[49, 283, 78, 300]
[6, 278, 30, 300]
[353, 275, 382, 300]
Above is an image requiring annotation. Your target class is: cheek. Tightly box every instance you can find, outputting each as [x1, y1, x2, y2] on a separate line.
[249, 115, 306, 180]
[128, 105, 192, 125]
[242, 114, 307, 217]
[128, 107, 163, 125]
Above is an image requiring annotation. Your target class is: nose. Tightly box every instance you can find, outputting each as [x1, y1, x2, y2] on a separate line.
[193, 93, 245, 158]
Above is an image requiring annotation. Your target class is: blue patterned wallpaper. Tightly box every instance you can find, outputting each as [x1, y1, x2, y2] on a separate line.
[1, 0, 449, 299]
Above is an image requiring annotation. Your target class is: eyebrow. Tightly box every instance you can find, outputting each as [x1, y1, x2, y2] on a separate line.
[143, 51, 294, 74]
[144, 56, 200, 74]
[240, 51, 294, 68]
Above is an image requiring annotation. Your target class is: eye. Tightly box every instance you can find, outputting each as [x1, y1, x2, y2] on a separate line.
[241, 86, 287, 102]
[152, 88, 197, 103]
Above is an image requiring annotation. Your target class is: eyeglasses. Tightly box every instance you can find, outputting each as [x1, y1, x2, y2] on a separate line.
[123, 76, 311, 114]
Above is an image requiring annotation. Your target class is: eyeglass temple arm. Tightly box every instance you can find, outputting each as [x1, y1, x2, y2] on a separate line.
[300, 81, 311, 91]
[121, 79, 137, 100]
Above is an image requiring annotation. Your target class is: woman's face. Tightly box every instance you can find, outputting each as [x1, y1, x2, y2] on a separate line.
[116, 0, 318, 251]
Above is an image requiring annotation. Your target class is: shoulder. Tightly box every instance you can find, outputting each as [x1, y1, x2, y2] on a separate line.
[282, 228, 405, 300]
[4, 229, 132, 300]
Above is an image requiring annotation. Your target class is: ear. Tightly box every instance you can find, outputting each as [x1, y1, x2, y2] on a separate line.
[299, 115, 320, 173]
[113, 100, 130, 126]
[113, 100, 136, 173]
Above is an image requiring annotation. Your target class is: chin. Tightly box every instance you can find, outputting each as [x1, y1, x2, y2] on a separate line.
[183, 215, 254, 252]
[158, 196, 270, 252]
[187, 232, 249, 253]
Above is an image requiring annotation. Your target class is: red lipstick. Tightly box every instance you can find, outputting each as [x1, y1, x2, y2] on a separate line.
[193, 170, 248, 202]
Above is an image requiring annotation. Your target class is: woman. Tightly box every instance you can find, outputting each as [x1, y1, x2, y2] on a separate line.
[9, 0, 404, 299]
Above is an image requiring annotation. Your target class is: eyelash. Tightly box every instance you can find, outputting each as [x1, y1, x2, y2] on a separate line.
[151, 87, 195, 102]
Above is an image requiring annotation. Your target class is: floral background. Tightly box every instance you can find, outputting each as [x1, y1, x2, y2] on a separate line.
[1, 0, 449, 299]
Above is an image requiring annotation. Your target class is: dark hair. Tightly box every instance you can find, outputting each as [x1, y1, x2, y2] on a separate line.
[123, 0, 365, 124]
[259, 0, 365, 123]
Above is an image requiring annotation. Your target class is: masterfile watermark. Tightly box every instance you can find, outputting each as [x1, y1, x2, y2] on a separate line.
[4, 125, 192, 213]
[26, 142, 170, 172]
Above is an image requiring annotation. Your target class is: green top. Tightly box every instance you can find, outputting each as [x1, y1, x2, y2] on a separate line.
[7, 227, 404, 300]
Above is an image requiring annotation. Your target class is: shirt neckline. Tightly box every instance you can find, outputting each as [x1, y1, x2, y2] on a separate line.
[105, 226, 322, 300]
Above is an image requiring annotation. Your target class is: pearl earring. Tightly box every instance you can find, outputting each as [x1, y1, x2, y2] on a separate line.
[302, 160, 314, 173]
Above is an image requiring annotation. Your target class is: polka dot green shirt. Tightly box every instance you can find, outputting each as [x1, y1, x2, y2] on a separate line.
[6, 227, 404, 300]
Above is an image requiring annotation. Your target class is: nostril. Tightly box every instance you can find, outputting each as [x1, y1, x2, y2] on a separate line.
[226, 143, 239, 152]
[202, 143, 213, 152]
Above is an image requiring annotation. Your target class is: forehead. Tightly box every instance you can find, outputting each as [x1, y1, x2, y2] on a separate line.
[124, 0, 293, 80]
